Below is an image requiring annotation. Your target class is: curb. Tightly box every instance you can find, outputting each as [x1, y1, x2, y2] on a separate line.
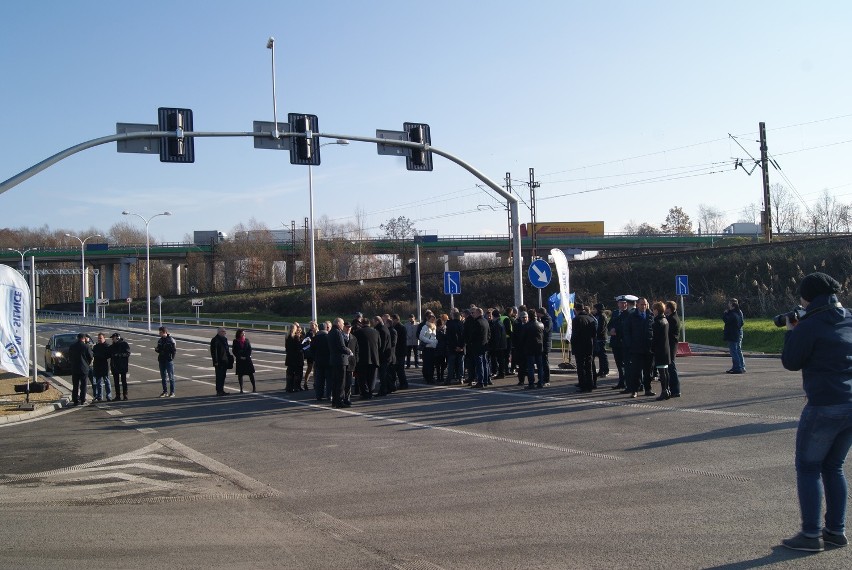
[0, 370, 72, 426]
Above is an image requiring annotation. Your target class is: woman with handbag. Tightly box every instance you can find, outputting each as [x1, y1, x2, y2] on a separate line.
[232, 328, 256, 393]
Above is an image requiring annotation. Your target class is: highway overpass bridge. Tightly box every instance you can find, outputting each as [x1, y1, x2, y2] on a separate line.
[1, 232, 739, 300]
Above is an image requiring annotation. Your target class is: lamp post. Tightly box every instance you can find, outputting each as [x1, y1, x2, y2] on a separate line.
[64, 233, 101, 317]
[6, 247, 37, 273]
[122, 211, 171, 331]
[308, 139, 349, 322]
[266, 37, 280, 139]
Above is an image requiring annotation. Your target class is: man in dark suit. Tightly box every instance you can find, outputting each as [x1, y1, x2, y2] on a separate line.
[373, 316, 392, 396]
[67, 333, 93, 405]
[327, 318, 352, 408]
[312, 322, 331, 401]
[571, 302, 598, 392]
[391, 314, 409, 389]
[353, 318, 380, 398]
[343, 321, 358, 405]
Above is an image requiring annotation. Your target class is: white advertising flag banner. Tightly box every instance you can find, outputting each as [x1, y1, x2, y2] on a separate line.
[0, 265, 30, 376]
[550, 248, 571, 340]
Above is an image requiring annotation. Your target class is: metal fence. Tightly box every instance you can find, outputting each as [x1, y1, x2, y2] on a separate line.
[37, 311, 293, 334]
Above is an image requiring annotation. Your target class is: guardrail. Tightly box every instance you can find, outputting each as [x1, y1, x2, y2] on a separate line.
[37, 311, 293, 334]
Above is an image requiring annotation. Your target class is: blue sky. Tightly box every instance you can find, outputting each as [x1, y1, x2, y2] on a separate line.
[2, 1, 851, 243]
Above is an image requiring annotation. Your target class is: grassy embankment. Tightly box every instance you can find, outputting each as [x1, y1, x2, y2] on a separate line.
[678, 316, 784, 354]
[176, 312, 786, 354]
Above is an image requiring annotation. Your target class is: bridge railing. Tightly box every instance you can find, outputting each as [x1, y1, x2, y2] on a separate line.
[37, 311, 293, 334]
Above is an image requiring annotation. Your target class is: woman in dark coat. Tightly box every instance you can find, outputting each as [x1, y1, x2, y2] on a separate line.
[285, 323, 305, 392]
[232, 328, 256, 393]
[651, 301, 672, 400]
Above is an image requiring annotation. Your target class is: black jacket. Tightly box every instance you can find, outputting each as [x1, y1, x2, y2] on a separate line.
[489, 319, 507, 351]
[666, 312, 681, 360]
[521, 320, 544, 356]
[232, 338, 255, 375]
[210, 334, 231, 368]
[651, 314, 671, 365]
[625, 309, 653, 354]
[570, 312, 597, 355]
[109, 339, 131, 374]
[92, 341, 111, 377]
[445, 319, 465, 353]
[155, 335, 176, 363]
[312, 331, 330, 369]
[354, 325, 380, 368]
[393, 322, 408, 360]
[68, 339, 93, 376]
[327, 327, 349, 369]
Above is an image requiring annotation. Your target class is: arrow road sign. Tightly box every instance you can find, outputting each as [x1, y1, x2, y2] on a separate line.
[676, 275, 689, 296]
[444, 271, 461, 295]
[528, 259, 552, 289]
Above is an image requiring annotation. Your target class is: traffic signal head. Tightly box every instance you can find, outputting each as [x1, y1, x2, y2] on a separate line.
[404, 122, 432, 171]
[158, 108, 195, 163]
[288, 113, 320, 166]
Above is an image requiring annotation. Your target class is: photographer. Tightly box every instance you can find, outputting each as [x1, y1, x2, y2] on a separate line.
[780, 272, 852, 552]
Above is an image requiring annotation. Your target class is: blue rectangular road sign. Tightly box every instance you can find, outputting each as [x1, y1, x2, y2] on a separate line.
[676, 275, 689, 296]
[444, 271, 461, 295]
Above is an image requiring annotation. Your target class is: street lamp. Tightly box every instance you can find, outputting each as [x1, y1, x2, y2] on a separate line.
[122, 211, 171, 331]
[6, 247, 37, 273]
[308, 139, 349, 322]
[266, 37, 280, 139]
[64, 233, 101, 318]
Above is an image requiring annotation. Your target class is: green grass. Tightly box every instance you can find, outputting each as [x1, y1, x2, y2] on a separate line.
[681, 316, 785, 354]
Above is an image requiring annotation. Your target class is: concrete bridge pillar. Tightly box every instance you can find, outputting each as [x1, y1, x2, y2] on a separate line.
[119, 258, 136, 299]
[172, 263, 183, 295]
[103, 264, 115, 299]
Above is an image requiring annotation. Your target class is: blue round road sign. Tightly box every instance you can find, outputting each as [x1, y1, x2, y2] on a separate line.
[528, 259, 552, 289]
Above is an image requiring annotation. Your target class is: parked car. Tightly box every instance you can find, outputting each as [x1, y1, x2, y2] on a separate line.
[43, 333, 80, 374]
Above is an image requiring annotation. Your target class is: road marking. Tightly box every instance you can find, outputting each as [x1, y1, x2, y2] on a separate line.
[0, 438, 281, 506]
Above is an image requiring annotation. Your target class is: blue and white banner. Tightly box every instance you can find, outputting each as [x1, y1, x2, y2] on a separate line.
[0, 265, 30, 376]
[550, 248, 572, 340]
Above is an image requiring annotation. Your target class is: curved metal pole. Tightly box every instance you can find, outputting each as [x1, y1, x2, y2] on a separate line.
[0, 129, 524, 306]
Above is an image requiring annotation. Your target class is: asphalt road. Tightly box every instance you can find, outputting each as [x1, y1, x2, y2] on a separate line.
[0, 322, 849, 569]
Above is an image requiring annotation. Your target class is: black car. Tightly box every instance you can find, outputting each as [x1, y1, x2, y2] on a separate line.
[43, 333, 81, 374]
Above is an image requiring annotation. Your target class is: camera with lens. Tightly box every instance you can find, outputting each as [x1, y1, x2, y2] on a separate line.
[773, 306, 806, 327]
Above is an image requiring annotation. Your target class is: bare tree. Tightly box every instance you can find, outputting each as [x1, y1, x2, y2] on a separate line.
[622, 220, 661, 235]
[738, 203, 760, 224]
[769, 183, 803, 234]
[810, 189, 845, 233]
[696, 204, 726, 234]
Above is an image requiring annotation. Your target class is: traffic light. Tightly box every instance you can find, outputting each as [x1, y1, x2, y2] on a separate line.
[157, 108, 195, 163]
[408, 261, 417, 291]
[404, 122, 432, 171]
[288, 113, 320, 166]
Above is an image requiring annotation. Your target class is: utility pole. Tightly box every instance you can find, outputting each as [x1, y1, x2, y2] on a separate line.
[303, 217, 309, 285]
[529, 167, 540, 261]
[290, 220, 296, 286]
[759, 122, 772, 243]
[505, 172, 513, 263]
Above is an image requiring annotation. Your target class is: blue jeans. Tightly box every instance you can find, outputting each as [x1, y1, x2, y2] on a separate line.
[93, 375, 112, 400]
[474, 353, 490, 384]
[795, 403, 852, 536]
[159, 361, 175, 394]
[447, 351, 464, 382]
[526, 353, 543, 386]
[728, 333, 745, 371]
